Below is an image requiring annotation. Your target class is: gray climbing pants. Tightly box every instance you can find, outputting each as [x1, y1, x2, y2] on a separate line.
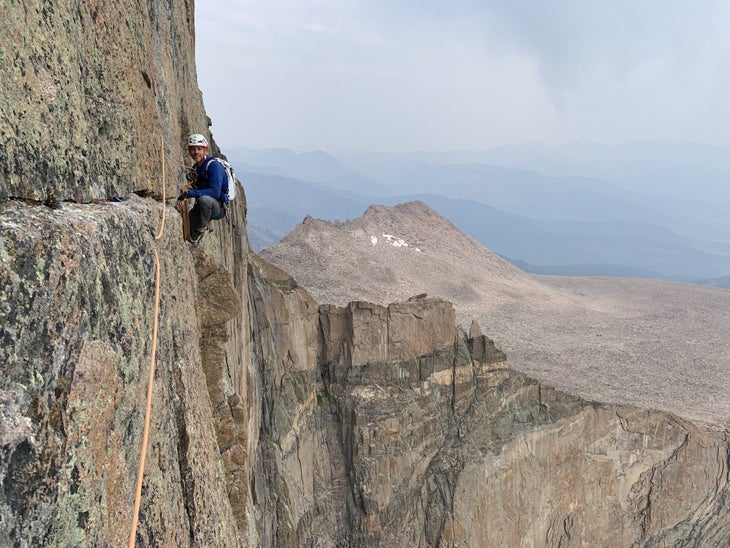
[189, 195, 222, 233]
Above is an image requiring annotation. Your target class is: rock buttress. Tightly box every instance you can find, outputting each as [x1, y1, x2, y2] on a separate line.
[251, 294, 730, 547]
[0, 198, 241, 546]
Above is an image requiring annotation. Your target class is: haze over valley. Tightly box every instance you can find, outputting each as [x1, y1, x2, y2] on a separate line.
[231, 141, 730, 285]
[196, 0, 730, 285]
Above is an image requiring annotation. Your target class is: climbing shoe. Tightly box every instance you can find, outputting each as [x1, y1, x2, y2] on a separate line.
[190, 229, 206, 243]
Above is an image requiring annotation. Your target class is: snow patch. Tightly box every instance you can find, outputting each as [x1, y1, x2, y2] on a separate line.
[370, 235, 378, 246]
[383, 233, 408, 248]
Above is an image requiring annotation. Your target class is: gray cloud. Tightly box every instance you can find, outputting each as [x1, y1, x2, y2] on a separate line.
[195, 1, 730, 151]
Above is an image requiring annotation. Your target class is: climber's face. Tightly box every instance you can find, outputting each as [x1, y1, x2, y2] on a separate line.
[188, 145, 207, 164]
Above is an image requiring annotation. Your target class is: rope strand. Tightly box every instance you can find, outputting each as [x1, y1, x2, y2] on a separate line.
[128, 132, 167, 547]
[128, 247, 161, 548]
[155, 134, 166, 240]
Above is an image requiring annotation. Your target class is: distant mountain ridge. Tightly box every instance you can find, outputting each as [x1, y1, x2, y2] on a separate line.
[227, 146, 388, 196]
[232, 142, 730, 281]
[235, 170, 373, 250]
[379, 193, 730, 281]
[337, 142, 730, 239]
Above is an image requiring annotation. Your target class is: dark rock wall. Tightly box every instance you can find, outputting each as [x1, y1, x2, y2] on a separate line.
[1, 0, 207, 202]
[0, 2, 251, 543]
[251, 295, 730, 547]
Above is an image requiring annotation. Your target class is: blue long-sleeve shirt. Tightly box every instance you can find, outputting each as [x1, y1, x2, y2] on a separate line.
[187, 157, 225, 202]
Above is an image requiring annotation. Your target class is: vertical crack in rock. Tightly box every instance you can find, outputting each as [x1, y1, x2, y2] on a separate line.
[294, 431, 305, 487]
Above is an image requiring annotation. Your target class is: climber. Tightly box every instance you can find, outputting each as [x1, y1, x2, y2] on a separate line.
[177, 133, 226, 243]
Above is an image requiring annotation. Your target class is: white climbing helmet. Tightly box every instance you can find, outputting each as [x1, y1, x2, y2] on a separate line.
[187, 134, 209, 148]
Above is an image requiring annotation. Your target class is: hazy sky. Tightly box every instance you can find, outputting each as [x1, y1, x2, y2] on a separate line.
[195, 1, 730, 152]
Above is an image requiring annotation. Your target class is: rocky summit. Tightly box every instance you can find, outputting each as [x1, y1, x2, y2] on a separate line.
[2, 2, 730, 547]
[262, 201, 730, 427]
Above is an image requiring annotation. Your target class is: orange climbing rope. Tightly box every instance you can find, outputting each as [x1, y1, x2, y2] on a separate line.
[128, 134, 166, 548]
[128, 247, 160, 548]
[154, 134, 166, 240]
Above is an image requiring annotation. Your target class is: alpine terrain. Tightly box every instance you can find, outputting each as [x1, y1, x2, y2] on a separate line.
[1, 1, 730, 547]
[263, 201, 730, 426]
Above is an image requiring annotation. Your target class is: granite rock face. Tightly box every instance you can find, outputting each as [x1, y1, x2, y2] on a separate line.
[2, 1, 730, 547]
[1, 0, 207, 203]
[252, 295, 730, 547]
[0, 198, 242, 546]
